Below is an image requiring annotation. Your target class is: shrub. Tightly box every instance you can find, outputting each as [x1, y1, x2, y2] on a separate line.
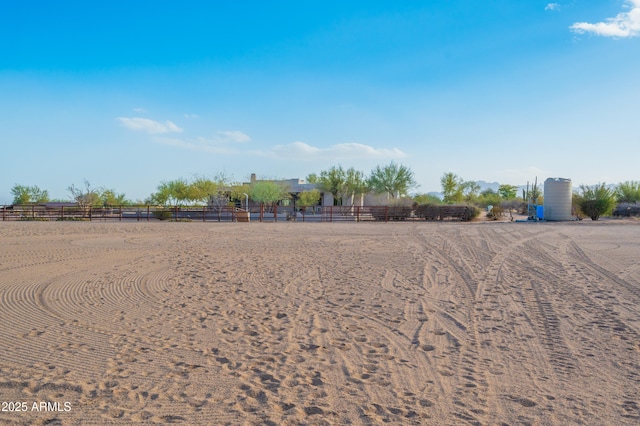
[487, 206, 504, 220]
[575, 183, 616, 221]
[153, 209, 173, 221]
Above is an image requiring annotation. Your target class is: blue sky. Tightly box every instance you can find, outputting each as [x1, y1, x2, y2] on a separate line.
[1, 1, 639, 203]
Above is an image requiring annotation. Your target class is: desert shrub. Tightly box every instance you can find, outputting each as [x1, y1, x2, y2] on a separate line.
[461, 205, 480, 221]
[575, 183, 616, 221]
[20, 216, 49, 221]
[487, 206, 504, 220]
[153, 209, 173, 221]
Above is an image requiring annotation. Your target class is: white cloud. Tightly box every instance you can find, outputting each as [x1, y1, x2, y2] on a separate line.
[571, 0, 640, 37]
[117, 117, 183, 134]
[263, 141, 407, 160]
[183, 113, 200, 119]
[132, 107, 147, 113]
[216, 130, 251, 143]
[545, 3, 560, 11]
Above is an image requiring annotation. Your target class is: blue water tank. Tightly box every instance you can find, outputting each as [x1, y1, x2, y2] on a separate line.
[537, 205, 544, 220]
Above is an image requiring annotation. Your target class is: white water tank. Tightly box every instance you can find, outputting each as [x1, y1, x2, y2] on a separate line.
[544, 178, 572, 221]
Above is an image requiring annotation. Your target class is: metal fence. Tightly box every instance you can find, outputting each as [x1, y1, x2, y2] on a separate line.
[1, 204, 474, 223]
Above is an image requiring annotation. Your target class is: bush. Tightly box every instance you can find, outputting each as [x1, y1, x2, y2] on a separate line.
[153, 209, 173, 221]
[575, 183, 616, 221]
[487, 206, 504, 220]
[20, 216, 49, 221]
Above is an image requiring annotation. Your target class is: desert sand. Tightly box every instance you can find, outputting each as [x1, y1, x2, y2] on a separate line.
[0, 220, 639, 425]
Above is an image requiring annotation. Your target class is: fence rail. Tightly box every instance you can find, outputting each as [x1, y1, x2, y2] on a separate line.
[1, 205, 477, 223]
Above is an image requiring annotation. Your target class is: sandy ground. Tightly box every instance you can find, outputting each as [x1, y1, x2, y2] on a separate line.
[0, 220, 639, 425]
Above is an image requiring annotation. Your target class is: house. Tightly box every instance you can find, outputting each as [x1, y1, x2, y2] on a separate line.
[245, 173, 332, 212]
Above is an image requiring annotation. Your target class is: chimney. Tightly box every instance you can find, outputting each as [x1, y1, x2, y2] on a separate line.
[250, 173, 257, 183]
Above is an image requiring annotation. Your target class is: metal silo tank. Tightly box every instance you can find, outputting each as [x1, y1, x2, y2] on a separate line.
[543, 178, 572, 221]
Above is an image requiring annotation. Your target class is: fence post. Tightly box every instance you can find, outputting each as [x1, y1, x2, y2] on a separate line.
[32, 204, 35, 219]
[385, 206, 388, 223]
[356, 206, 360, 222]
[274, 204, 278, 222]
[2, 206, 5, 221]
[89, 206, 93, 221]
[119, 206, 122, 221]
[174, 205, 179, 220]
[147, 205, 150, 222]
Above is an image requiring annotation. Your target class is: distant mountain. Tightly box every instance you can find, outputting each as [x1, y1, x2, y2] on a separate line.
[422, 179, 612, 200]
[475, 181, 500, 193]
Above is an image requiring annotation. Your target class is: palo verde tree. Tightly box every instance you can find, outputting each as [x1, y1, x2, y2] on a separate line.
[575, 183, 617, 221]
[343, 167, 369, 206]
[440, 173, 463, 204]
[461, 180, 481, 202]
[249, 181, 290, 212]
[368, 162, 416, 199]
[10, 184, 50, 205]
[101, 189, 130, 207]
[188, 176, 219, 205]
[305, 173, 319, 184]
[297, 189, 321, 211]
[616, 181, 640, 204]
[148, 179, 191, 206]
[318, 166, 347, 205]
[498, 184, 518, 200]
[68, 180, 103, 211]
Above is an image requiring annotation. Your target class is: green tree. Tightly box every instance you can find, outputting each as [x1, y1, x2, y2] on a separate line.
[10, 184, 50, 205]
[229, 183, 251, 208]
[343, 168, 369, 206]
[575, 183, 617, 221]
[249, 181, 290, 210]
[318, 166, 347, 205]
[188, 176, 218, 205]
[101, 189, 130, 207]
[68, 180, 102, 210]
[477, 188, 502, 208]
[616, 181, 640, 204]
[440, 173, 463, 204]
[305, 173, 318, 184]
[149, 179, 190, 206]
[297, 189, 321, 211]
[498, 184, 518, 200]
[461, 181, 481, 202]
[368, 162, 417, 199]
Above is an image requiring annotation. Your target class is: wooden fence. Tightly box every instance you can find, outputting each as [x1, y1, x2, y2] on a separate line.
[1, 204, 478, 223]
